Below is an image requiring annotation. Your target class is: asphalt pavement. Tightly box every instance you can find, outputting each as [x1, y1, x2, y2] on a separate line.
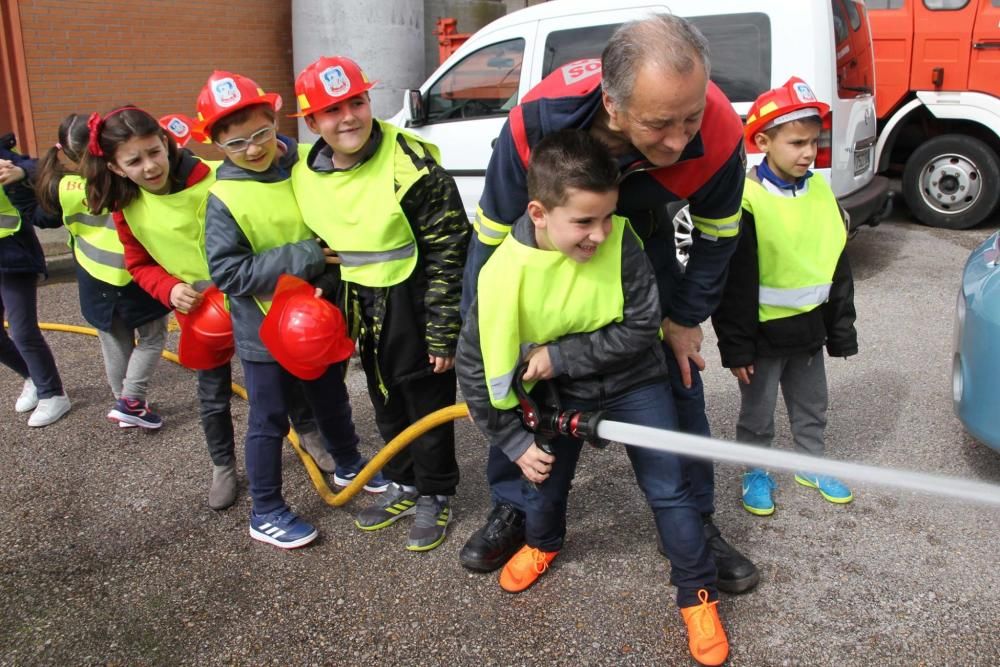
[1, 202, 998, 666]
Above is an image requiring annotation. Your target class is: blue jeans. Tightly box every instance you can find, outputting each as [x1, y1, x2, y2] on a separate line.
[664, 348, 715, 515]
[242, 360, 360, 514]
[520, 382, 717, 606]
[489, 355, 716, 517]
[0, 272, 64, 398]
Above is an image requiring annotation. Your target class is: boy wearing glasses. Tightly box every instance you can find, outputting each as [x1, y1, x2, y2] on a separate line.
[197, 70, 386, 549]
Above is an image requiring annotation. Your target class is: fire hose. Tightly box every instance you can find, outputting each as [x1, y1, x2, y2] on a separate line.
[14, 321, 1000, 507]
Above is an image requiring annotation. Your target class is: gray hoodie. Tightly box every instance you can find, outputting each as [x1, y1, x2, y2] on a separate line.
[205, 137, 326, 362]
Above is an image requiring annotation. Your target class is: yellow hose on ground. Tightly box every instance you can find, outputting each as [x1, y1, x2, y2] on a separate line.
[11, 320, 471, 506]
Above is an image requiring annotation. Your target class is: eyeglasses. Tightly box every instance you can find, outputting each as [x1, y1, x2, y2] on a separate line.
[215, 125, 276, 153]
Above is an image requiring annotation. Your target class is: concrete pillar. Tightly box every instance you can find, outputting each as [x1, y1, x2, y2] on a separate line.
[423, 1, 507, 78]
[292, 0, 425, 139]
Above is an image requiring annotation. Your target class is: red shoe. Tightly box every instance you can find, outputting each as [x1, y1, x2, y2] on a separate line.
[498, 545, 558, 593]
[679, 589, 729, 666]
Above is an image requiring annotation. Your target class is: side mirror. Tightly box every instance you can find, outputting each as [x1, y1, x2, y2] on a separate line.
[405, 89, 427, 127]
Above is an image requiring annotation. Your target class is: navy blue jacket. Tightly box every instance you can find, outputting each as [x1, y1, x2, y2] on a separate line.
[467, 69, 745, 327]
[0, 139, 46, 276]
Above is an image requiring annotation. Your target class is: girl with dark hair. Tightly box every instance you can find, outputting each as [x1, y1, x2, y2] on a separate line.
[32, 113, 169, 429]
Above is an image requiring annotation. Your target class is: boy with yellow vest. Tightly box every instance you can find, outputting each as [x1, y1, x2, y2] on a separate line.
[291, 56, 468, 552]
[196, 71, 386, 549]
[711, 78, 858, 517]
[455, 130, 729, 667]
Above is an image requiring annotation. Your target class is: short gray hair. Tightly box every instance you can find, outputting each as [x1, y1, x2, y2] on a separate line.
[601, 14, 712, 109]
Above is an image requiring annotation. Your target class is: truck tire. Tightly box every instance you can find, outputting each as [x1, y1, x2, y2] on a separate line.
[901, 134, 1000, 230]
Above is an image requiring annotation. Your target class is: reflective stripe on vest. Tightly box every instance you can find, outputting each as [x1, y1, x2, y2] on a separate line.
[0, 188, 22, 239]
[478, 216, 628, 409]
[292, 120, 440, 288]
[121, 160, 219, 287]
[743, 175, 846, 322]
[59, 175, 131, 286]
[209, 177, 313, 313]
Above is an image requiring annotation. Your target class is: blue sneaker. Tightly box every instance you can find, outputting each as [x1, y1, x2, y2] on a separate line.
[333, 457, 390, 493]
[794, 472, 853, 504]
[249, 507, 318, 549]
[742, 469, 776, 516]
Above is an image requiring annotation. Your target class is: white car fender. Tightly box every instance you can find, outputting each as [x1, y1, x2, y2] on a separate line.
[876, 92, 1000, 171]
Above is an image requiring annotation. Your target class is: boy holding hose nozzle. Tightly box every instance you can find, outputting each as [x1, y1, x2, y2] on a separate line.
[456, 129, 729, 667]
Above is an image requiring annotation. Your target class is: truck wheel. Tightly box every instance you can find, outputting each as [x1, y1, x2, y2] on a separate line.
[901, 134, 1000, 230]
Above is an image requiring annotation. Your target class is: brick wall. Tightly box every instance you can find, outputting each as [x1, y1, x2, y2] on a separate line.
[17, 0, 295, 157]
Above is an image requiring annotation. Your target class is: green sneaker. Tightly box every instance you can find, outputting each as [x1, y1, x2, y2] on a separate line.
[406, 495, 452, 552]
[355, 482, 418, 531]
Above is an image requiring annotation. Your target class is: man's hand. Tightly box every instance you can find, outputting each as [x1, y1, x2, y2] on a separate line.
[515, 442, 555, 484]
[429, 355, 454, 373]
[730, 365, 754, 385]
[522, 345, 553, 381]
[170, 283, 204, 313]
[662, 318, 706, 388]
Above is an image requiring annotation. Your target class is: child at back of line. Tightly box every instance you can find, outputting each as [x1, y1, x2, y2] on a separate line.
[0, 134, 70, 427]
[32, 114, 169, 430]
[196, 70, 386, 549]
[290, 56, 469, 553]
[711, 76, 858, 517]
[456, 129, 729, 667]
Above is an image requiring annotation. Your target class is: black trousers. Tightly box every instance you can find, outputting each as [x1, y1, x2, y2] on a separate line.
[361, 364, 459, 497]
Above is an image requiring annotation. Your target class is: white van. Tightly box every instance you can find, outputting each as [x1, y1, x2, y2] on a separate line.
[390, 0, 892, 245]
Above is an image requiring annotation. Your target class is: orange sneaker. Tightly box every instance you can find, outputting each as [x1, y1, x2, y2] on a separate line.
[498, 545, 558, 593]
[679, 589, 729, 666]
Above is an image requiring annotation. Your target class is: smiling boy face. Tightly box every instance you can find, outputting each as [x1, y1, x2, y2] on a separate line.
[529, 186, 618, 263]
[304, 93, 374, 169]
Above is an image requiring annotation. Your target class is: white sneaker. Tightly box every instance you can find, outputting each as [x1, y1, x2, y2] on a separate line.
[15, 378, 38, 413]
[27, 393, 71, 427]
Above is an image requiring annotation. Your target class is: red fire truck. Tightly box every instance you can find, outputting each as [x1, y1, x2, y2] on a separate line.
[870, 0, 1000, 229]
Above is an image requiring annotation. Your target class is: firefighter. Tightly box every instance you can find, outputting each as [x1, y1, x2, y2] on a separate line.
[457, 13, 758, 595]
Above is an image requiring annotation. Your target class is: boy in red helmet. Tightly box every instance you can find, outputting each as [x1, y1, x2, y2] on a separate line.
[290, 56, 469, 552]
[196, 70, 386, 549]
[711, 77, 858, 517]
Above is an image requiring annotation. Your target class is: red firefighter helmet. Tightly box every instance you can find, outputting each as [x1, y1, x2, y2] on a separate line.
[259, 275, 356, 380]
[744, 77, 830, 153]
[195, 71, 282, 138]
[175, 286, 235, 370]
[290, 56, 377, 118]
[158, 114, 205, 147]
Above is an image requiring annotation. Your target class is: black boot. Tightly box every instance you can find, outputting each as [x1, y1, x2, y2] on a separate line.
[703, 515, 759, 594]
[459, 503, 526, 572]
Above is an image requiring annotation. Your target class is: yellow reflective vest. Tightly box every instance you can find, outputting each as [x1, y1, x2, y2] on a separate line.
[209, 178, 314, 313]
[743, 175, 846, 322]
[478, 216, 627, 409]
[58, 175, 131, 286]
[291, 120, 439, 288]
[120, 160, 219, 289]
[0, 187, 22, 239]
